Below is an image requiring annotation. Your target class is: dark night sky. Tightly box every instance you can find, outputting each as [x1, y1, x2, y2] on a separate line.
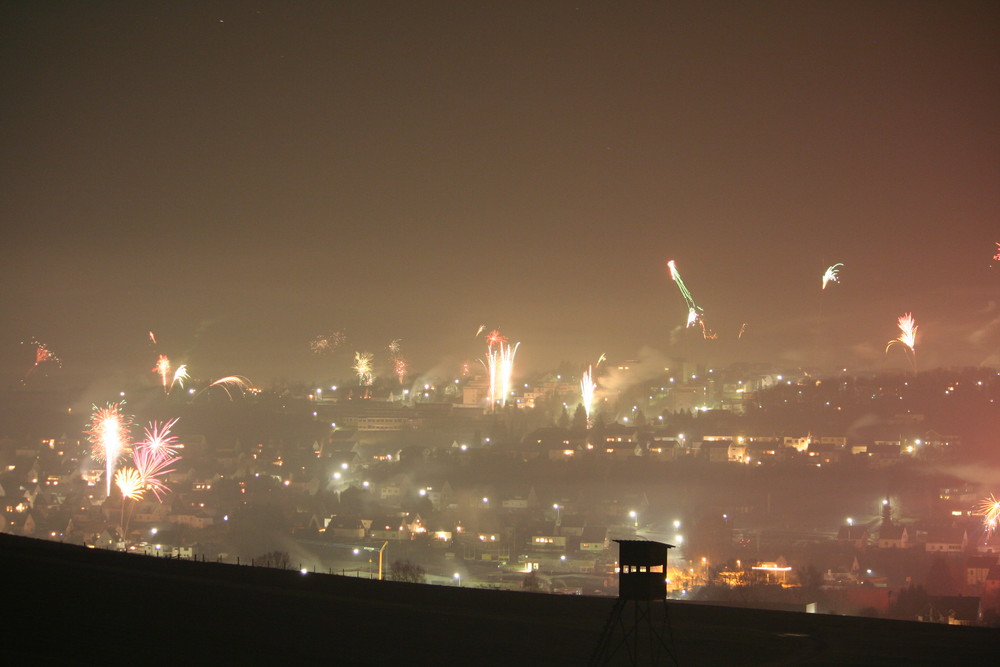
[2, 1, 998, 388]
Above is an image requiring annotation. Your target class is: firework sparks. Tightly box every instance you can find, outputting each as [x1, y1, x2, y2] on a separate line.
[170, 364, 189, 392]
[822, 263, 844, 289]
[976, 494, 1000, 537]
[393, 356, 408, 385]
[86, 403, 134, 495]
[481, 330, 519, 410]
[886, 313, 918, 372]
[580, 364, 598, 423]
[486, 329, 508, 349]
[995, 243, 1000, 261]
[310, 330, 346, 354]
[153, 354, 171, 392]
[386, 340, 407, 384]
[667, 260, 705, 329]
[354, 352, 374, 386]
[475, 324, 486, 337]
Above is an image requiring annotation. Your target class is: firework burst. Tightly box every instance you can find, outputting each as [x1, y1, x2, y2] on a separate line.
[354, 352, 374, 386]
[86, 403, 134, 495]
[310, 330, 346, 354]
[994, 243, 1000, 261]
[975, 494, 1000, 537]
[115, 467, 145, 501]
[139, 418, 182, 459]
[22, 337, 62, 379]
[822, 263, 844, 289]
[886, 313, 918, 372]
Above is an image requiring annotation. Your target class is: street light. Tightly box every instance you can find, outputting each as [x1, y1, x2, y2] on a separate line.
[629, 510, 637, 528]
[553, 503, 561, 525]
[453, 572, 461, 587]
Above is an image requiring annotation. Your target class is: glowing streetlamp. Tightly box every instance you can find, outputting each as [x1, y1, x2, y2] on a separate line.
[453, 572, 461, 587]
[629, 510, 637, 528]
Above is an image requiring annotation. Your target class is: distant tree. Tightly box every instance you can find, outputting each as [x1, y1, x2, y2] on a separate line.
[632, 409, 646, 428]
[557, 406, 570, 429]
[571, 405, 588, 432]
[890, 584, 928, 620]
[925, 556, 956, 595]
[522, 569, 542, 592]
[389, 559, 426, 583]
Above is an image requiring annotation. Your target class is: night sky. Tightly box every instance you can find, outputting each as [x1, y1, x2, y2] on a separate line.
[2, 1, 998, 388]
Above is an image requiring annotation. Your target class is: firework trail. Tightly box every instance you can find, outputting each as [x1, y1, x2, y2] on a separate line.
[976, 495, 1000, 537]
[354, 352, 374, 386]
[666, 260, 705, 329]
[475, 324, 486, 338]
[149, 331, 158, 345]
[310, 330, 346, 354]
[822, 263, 844, 290]
[886, 313, 918, 373]
[153, 354, 171, 392]
[738, 323, 748, 340]
[198, 376, 253, 400]
[22, 338, 62, 379]
[86, 403, 134, 495]
[698, 321, 718, 340]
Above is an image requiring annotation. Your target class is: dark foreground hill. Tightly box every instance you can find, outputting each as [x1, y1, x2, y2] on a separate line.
[0, 533, 995, 665]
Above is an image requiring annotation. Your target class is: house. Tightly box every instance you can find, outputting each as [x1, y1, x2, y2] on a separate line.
[923, 595, 981, 626]
[529, 530, 567, 552]
[924, 528, 968, 553]
[368, 515, 411, 541]
[559, 514, 586, 537]
[965, 555, 997, 587]
[806, 442, 845, 464]
[579, 526, 609, 553]
[701, 440, 733, 463]
[877, 525, 911, 549]
[326, 517, 369, 540]
[501, 486, 537, 510]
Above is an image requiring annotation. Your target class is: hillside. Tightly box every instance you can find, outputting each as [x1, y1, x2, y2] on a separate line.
[0, 533, 995, 665]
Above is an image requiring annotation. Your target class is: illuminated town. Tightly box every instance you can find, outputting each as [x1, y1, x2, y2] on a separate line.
[4, 356, 1000, 626]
